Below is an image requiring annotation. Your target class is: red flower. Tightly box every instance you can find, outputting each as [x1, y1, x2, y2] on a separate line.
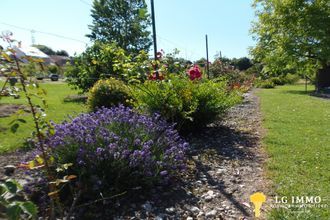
[148, 71, 164, 80]
[188, 65, 202, 80]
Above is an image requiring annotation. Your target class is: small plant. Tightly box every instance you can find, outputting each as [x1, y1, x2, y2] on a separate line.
[0, 179, 37, 220]
[87, 78, 133, 111]
[1, 32, 77, 219]
[45, 106, 188, 195]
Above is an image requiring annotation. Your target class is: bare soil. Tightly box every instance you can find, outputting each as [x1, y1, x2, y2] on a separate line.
[0, 104, 30, 118]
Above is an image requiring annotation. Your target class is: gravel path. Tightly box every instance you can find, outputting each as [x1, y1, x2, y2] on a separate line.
[112, 90, 269, 219]
[0, 90, 269, 219]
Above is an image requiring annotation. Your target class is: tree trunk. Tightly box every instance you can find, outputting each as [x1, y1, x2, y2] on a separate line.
[316, 65, 330, 91]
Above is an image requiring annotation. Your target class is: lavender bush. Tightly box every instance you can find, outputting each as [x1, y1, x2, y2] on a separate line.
[46, 105, 188, 193]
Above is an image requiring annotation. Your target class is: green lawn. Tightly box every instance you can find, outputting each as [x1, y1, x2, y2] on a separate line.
[0, 82, 87, 152]
[257, 85, 330, 219]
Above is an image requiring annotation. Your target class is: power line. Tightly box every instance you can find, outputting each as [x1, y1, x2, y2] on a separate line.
[79, 0, 92, 6]
[0, 22, 88, 44]
[157, 35, 197, 60]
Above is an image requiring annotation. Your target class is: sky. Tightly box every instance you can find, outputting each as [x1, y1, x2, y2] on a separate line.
[0, 0, 256, 61]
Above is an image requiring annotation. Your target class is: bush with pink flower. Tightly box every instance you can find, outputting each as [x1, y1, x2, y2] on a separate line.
[188, 65, 202, 80]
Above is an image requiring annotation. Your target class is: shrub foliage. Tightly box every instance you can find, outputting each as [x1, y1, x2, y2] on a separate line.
[65, 41, 149, 92]
[87, 78, 133, 111]
[134, 75, 241, 133]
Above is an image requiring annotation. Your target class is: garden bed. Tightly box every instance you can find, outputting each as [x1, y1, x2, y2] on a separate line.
[0, 90, 268, 219]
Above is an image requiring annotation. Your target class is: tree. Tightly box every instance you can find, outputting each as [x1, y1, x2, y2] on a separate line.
[87, 0, 152, 54]
[231, 57, 252, 71]
[195, 57, 207, 67]
[33, 44, 56, 55]
[251, 0, 330, 90]
[55, 50, 69, 57]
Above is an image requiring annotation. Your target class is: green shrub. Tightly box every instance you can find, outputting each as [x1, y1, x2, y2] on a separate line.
[134, 75, 241, 133]
[270, 74, 300, 86]
[65, 42, 149, 92]
[47, 65, 59, 74]
[283, 73, 300, 84]
[271, 76, 286, 85]
[255, 79, 275, 88]
[87, 78, 133, 111]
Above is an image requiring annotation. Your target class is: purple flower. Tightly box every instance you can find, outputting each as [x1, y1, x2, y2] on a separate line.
[44, 105, 189, 189]
[96, 147, 104, 156]
[160, 170, 168, 176]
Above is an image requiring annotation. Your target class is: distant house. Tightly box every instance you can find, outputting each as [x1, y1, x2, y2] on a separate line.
[13, 42, 51, 64]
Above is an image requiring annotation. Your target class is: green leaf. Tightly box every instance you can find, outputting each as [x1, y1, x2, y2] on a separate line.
[0, 185, 6, 195]
[1, 52, 12, 62]
[8, 119, 17, 125]
[63, 163, 73, 169]
[138, 8, 147, 18]
[6, 203, 21, 220]
[55, 167, 63, 172]
[10, 123, 19, 133]
[4, 181, 18, 194]
[19, 202, 37, 218]
[35, 155, 44, 165]
[17, 119, 27, 124]
[15, 109, 25, 116]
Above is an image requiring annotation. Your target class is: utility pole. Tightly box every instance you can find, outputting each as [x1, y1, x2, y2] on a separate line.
[31, 30, 36, 45]
[205, 34, 210, 78]
[150, 0, 159, 78]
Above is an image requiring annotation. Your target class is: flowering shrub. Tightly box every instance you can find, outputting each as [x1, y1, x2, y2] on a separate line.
[188, 65, 202, 80]
[65, 42, 150, 92]
[134, 75, 242, 133]
[87, 78, 133, 111]
[146, 49, 191, 81]
[148, 71, 165, 80]
[46, 106, 188, 193]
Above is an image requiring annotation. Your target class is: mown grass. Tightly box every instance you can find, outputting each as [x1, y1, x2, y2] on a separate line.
[257, 85, 330, 219]
[0, 81, 87, 153]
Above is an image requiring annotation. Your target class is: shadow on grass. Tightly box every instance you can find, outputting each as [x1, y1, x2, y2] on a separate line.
[282, 90, 314, 96]
[283, 89, 330, 100]
[63, 94, 88, 103]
